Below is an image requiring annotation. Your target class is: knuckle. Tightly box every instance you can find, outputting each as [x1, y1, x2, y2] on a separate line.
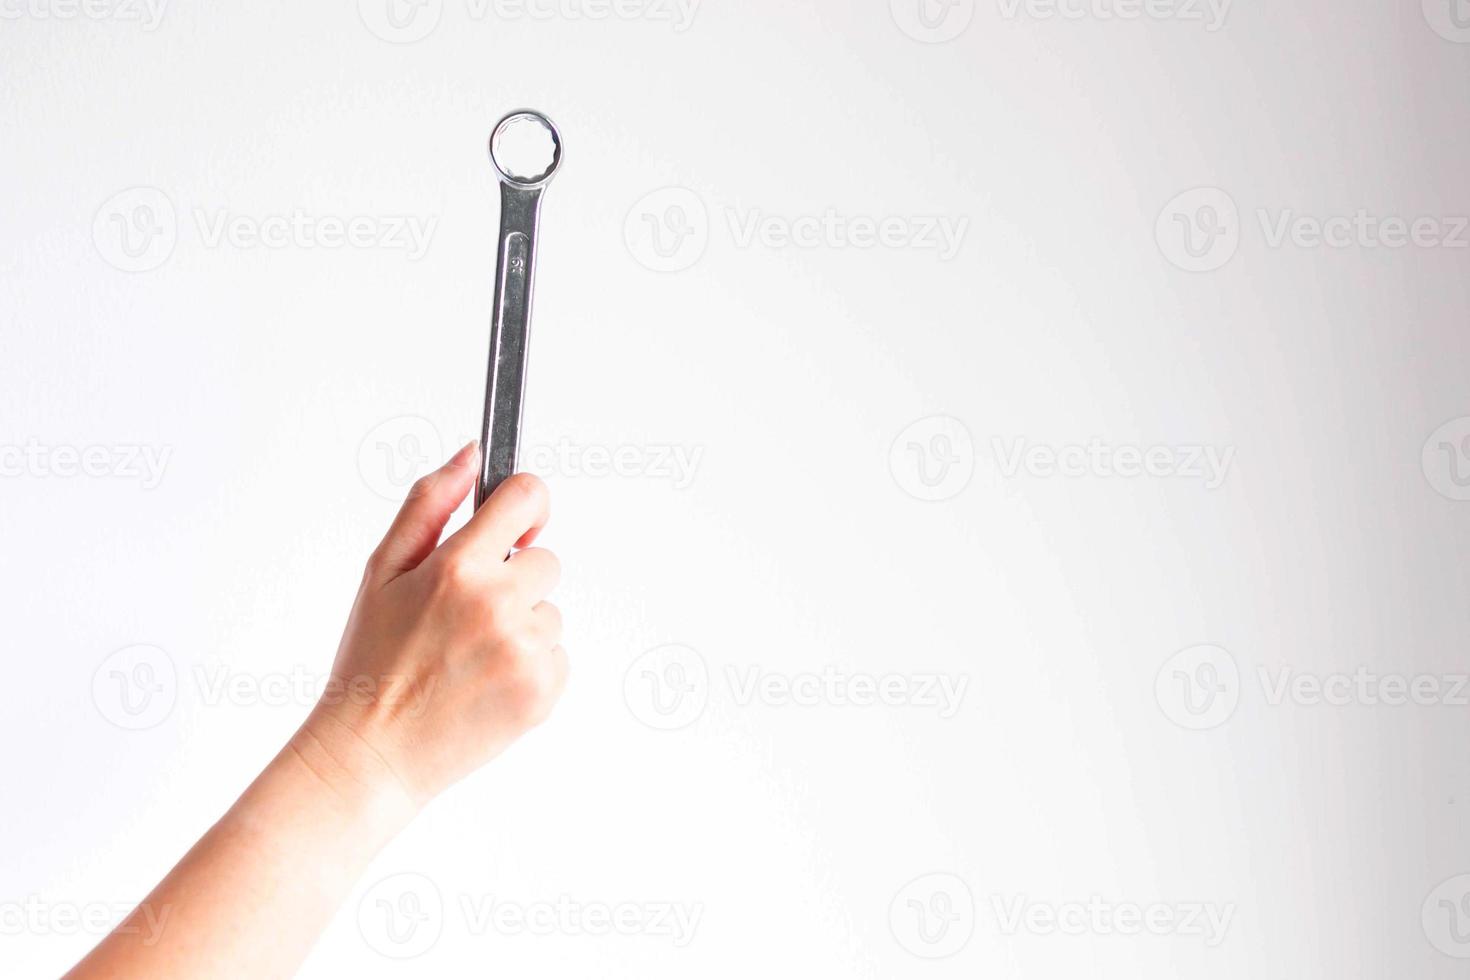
[431, 551, 486, 594]
[363, 548, 388, 579]
[497, 473, 548, 512]
[406, 471, 438, 502]
[504, 624, 544, 660]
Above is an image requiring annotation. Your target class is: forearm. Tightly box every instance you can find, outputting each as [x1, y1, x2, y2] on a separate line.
[65, 716, 418, 980]
[66, 454, 563, 978]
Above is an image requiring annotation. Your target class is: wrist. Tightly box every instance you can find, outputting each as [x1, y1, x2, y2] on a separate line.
[287, 708, 423, 833]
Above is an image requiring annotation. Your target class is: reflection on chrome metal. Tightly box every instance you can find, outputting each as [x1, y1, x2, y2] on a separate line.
[477, 109, 562, 509]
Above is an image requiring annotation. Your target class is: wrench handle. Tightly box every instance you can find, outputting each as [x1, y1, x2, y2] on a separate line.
[477, 182, 545, 509]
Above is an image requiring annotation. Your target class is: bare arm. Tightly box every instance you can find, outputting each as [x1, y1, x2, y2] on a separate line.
[67, 443, 567, 979]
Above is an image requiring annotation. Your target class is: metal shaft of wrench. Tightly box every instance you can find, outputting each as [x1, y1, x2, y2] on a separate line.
[477, 110, 562, 510]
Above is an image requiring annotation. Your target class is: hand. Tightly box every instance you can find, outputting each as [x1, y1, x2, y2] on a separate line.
[298, 442, 567, 809]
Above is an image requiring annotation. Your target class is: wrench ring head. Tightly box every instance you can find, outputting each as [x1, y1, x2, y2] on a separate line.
[489, 109, 562, 188]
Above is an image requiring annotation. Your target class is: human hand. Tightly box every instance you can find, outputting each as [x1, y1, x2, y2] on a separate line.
[297, 442, 567, 809]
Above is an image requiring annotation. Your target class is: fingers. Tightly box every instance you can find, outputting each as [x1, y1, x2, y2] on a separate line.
[368, 441, 478, 582]
[442, 472, 550, 563]
[505, 548, 561, 605]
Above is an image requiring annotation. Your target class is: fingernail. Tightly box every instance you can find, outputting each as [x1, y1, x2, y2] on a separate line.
[450, 441, 479, 467]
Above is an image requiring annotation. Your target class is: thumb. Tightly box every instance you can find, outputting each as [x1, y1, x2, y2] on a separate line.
[367, 441, 479, 581]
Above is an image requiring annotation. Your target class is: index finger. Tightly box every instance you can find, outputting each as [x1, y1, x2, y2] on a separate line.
[440, 472, 550, 562]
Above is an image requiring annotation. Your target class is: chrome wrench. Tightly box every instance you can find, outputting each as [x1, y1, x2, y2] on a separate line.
[476, 109, 563, 509]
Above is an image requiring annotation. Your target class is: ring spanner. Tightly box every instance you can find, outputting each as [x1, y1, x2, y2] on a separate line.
[476, 109, 563, 509]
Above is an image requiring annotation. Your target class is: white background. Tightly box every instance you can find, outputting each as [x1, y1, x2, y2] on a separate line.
[3, 0, 1470, 976]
